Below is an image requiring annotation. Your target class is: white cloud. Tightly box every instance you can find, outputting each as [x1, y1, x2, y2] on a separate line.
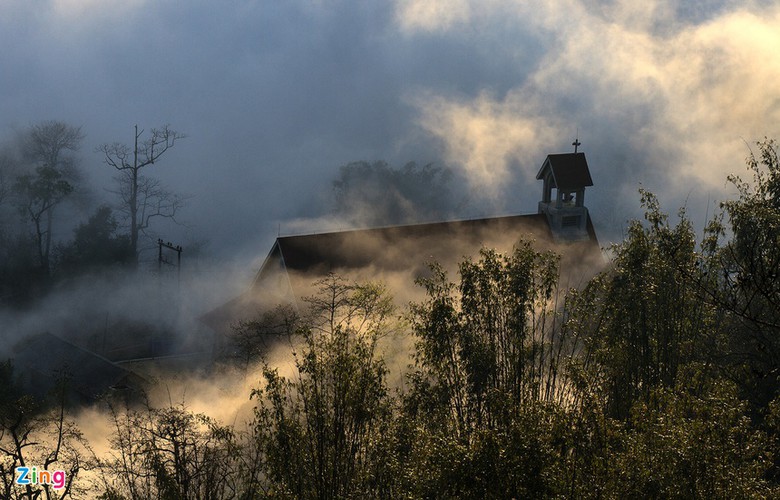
[410, 90, 559, 193]
[402, 0, 780, 195]
[395, 0, 472, 33]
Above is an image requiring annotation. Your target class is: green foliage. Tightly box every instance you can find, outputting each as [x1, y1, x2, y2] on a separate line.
[397, 398, 571, 499]
[572, 190, 711, 419]
[705, 139, 780, 411]
[401, 243, 580, 497]
[608, 366, 774, 498]
[251, 275, 396, 499]
[408, 243, 571, 428]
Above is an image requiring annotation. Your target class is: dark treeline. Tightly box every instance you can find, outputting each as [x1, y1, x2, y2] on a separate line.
[2, 139, 780, 498]
[0, 121, 184, 306]
[332, 160, 462, 227]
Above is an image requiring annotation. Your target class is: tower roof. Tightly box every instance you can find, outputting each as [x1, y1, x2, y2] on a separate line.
[536, 152, 593, 189]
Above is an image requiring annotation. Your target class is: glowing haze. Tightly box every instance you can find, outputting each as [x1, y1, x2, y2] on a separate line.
[1, 0, 778, 255]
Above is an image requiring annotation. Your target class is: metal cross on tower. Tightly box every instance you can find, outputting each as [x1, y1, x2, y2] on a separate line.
[572, 137, 581, 153]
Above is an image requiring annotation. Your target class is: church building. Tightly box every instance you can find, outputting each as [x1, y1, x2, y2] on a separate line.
[202, 150, 601, 338]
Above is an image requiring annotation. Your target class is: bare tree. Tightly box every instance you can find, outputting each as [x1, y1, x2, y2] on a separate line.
[0, 362, 91, 499]
[97, 399, 242, 500]
[96, 125, 186, 261]
[22, 121, 84, 178]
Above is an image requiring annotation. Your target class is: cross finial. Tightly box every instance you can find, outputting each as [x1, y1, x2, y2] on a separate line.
[572, 137, 581, 153]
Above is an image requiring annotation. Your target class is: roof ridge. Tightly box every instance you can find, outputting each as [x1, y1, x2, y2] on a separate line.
[278, 212, 546, 239]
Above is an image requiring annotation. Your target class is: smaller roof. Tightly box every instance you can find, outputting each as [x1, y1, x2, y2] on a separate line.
[12, 332, 144, 403]
[536, 153, 593, 189]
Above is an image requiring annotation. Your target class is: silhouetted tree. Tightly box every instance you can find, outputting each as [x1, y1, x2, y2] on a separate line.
[333, 160, 460, 226]
[0, 361, 91, 499]
[7, 122, 84, 278]
[96, 125, 186, 261]
[14, 166, 73, 276]
[57, 205, 133, 273]
[227, 304, 299, 370]
[20, 121, 84, 269]
[98, 400, 241, 500]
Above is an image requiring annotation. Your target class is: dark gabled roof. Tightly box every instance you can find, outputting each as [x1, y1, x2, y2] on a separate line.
[12, 332, 144, 403]
[272, 213, 553, 275]
[202, 212, 600, 335]
[203, 214, 562, 334]
[536, 153, 593, 189]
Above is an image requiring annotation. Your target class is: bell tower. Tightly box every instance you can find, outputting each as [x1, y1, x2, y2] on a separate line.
[536, 145, 593, 240]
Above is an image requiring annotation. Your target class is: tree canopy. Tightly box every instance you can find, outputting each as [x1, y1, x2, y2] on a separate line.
[332, 160, 461, 226]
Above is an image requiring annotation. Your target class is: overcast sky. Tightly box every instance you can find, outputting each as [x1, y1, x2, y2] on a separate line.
[2, 0, 779, 263]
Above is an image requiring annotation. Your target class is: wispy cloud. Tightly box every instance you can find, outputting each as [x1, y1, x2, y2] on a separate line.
[395, 0, 472, 33]
[401, 0, 780, 200]
[410, 90, 558, 194]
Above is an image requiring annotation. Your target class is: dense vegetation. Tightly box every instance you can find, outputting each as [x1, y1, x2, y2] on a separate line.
[2, 139, 780, 498]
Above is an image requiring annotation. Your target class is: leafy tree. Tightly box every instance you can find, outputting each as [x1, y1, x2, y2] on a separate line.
[560, 182, 779, 496]
[251, 275, 397, 499]
[703, 139, 780, 411]
[0, 122, 83, 293]
[18, 121, 84, 271]
[607, 366, 775, 498]
[96, 125, 186, 261]
[14, 166, 73, 275]
[401, 243, 578, 498]
[333, 160, 460, 226]
[57, 205, 133, 273]
[408, 243, 570, 432]
[570, 190, 712, 420]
